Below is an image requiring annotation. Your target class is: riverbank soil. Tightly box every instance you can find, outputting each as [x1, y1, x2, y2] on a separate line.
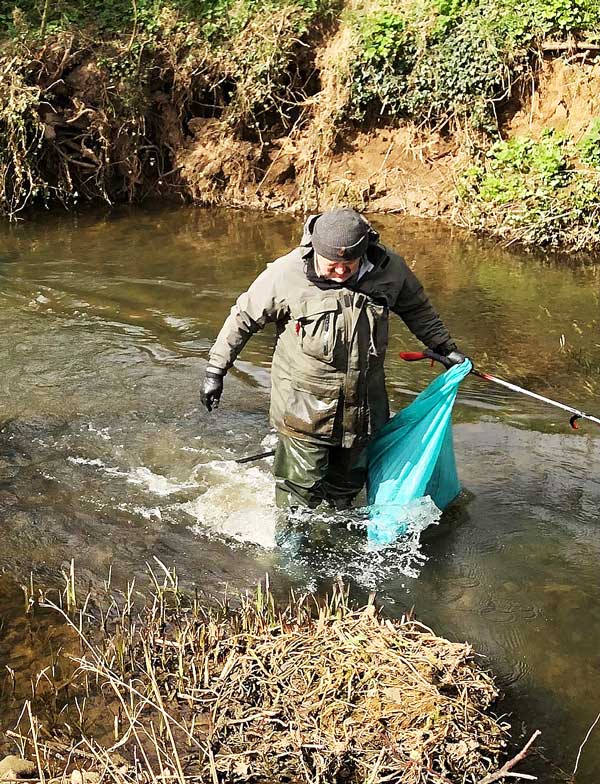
[3, 1, 600, 248]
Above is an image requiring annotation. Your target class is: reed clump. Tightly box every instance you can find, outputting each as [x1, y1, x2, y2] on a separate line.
[10, 573, 528, 784]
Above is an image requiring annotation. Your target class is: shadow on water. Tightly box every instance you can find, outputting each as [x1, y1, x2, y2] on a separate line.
[0, 205, 600, 780]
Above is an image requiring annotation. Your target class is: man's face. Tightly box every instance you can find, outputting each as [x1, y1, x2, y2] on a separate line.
[315, 254, 361, 283]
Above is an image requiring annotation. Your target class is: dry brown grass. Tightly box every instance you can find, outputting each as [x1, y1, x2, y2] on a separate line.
[4, 569, 541, 784]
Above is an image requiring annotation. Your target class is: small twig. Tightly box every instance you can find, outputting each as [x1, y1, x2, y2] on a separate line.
[26, 702, 46, 784]
[477, 730, 541, 784]
[573, 710, 600, 776]
[39, 0, 51, 38]
[127, 0, 138, 52]
[541, 40, 600, 52]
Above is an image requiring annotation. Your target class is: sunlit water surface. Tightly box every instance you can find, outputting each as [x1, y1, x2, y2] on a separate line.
[1, 206, 600, 780]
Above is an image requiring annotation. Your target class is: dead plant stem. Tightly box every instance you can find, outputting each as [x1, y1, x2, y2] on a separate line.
[39, 0, 51, 38]
[572, 710, 600, 776]
[477, 730, 541, 784]
[26, 701, 46, 784]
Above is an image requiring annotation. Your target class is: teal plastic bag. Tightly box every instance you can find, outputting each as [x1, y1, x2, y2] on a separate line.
[366, 359, 472, 545]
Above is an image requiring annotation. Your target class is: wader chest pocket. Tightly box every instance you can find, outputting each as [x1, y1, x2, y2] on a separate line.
[294, 298, 339, 363]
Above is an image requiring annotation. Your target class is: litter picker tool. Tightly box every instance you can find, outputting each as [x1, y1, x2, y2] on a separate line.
[400, 349, 600, 430]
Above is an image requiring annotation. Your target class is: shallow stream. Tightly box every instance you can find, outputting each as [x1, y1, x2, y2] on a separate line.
[1, 206, 599, 780]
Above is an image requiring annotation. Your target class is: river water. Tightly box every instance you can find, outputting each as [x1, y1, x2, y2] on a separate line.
[1, 206, 599, 780]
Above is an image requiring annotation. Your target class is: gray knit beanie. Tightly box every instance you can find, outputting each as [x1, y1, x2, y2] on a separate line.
[311, 208, 370, 261]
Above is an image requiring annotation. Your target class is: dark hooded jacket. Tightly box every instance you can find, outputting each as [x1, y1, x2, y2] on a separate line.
[208, 216, 455, 448]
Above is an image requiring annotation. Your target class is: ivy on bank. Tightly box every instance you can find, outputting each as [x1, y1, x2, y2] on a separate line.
[345, 0, 600, 130]
[460, 127, 600, 249]
[3, 0, 599, 135]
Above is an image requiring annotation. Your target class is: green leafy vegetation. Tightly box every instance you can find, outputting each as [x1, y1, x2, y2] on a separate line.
[4, 0, 599, 136]
[2, 0, 600, 250]
[459, 126, 600, 249]
[344, 8, 415, 120]
[345, 0, 600, 129]
[578, 117, 600, 166]
[0, 0, 331, 39]
[338, 1, 600, 249]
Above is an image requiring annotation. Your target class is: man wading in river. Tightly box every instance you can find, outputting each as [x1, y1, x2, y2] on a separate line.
[201, 209, 465, 510]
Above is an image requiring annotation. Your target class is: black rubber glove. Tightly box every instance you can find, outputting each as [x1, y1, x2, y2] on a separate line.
[446, 349, 467, 366]
[201, 371, 224, 412]
[435, 342, 468, 367]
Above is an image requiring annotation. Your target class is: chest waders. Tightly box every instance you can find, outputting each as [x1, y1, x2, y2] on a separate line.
[273, 435, 366, 510]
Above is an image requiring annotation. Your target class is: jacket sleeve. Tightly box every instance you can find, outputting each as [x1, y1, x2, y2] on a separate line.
[391, 262, 455, 351]
[208, 263, 289, 373]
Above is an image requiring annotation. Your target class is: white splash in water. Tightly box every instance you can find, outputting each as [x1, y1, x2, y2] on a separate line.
[260, 432, 278, 449]
[83, 423, 112, 441]
[136, 505, 163, 520]
[68, 455, 197, 497]
[163, 315, 195, 330]
[180, 460, 277, 549]
[107, 465, 197, 496]
[66, 444, 439, 587]
[68, 456, 106, 468]
[29, 293, 50, 307]
[276, 497, 441, 588]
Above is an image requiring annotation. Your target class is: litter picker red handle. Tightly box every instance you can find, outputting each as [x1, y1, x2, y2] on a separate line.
[399, 349, 453, 368]
[399, 351, 428, 361]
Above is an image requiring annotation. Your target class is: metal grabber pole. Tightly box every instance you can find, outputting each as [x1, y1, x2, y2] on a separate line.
[400, 350, 600, 430]
[234, 449, 276, 464]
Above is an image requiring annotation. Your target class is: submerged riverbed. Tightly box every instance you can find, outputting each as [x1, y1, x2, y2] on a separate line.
[0, 206, 599, 780]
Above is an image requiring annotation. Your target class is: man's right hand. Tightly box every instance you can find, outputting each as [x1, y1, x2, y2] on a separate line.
[200, 371, 224, 412]
[445, 350, 467, 366]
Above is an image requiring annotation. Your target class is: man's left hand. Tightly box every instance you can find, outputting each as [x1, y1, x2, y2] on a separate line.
[201, 371, 224, 412]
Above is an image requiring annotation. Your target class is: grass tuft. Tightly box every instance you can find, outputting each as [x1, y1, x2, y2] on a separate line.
[3, 569, 538, 783]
